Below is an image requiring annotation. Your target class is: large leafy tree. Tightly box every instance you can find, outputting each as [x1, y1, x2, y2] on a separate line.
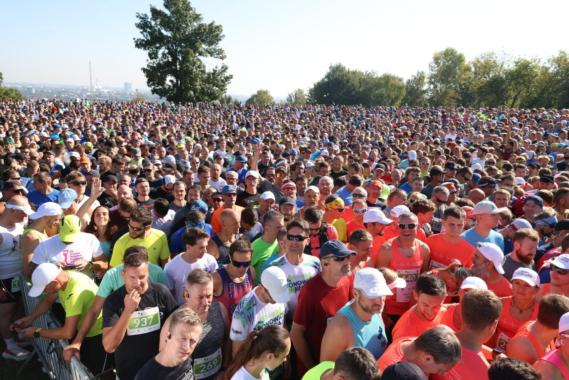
[246, 89, 274, 107]
[134, 0, 232, 102]
[427, 48, 471, 106]
[0, 72, 23, 101]
[286, 89, 307, 105]
[402, 71, 428, 107]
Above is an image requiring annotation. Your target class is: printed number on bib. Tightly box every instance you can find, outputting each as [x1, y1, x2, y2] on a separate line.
[193, 348, 222, 379]
[127, 307, 160, 336]
[11, 277, 21, 293]
[396, 269, 420, 303]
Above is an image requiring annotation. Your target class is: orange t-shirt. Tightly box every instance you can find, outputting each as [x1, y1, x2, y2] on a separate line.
[384, 238, 426, 316]
[426, 234, 476, 269]
[391, 304, 447, 341]
[346, 220, 366, 240]
[432, 346, 490, 380]
[487, 276, 513, 298]
[489, 297, 538, 351]
[377, 337, 419, 373]
[510, 320, 548, 363]
[440, 303, 461, 332]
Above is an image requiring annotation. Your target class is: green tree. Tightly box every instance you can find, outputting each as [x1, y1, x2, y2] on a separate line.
[0, 72, 23, 101]
[363, 73, 405, 106]
[286, 89, 307, 105]
[504, 58, 541, 107]
[427, 48, 471, 106]
[402, 71, 427, 106]
[134, 0, 232, 103]
[246, 89, 274, 107]
[309, 64, 364, 105]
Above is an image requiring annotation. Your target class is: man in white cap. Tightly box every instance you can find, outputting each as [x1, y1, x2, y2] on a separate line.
[11, 263, 108, 374]
[20, 202, 62, 279]
[534, 311, 569, 379]
[362, 208, 392, 267]
[0, 195, 33, 361]
[320, 268, 391, 361]
[542, 254, 569, 298]
[507, 294, 569, 365]
[230, 265, 289, 355]
[461, 200, 505, 250]
[236, 170, 261, 208]
[472, 242, 512, 297]
[257, 190, 276, 219]
[441, 276, 488, 332]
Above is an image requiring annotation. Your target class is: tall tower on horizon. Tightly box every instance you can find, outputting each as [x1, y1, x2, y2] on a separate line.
[89, 61, 93, 92]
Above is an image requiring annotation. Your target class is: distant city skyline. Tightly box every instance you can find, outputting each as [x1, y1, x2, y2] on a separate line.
[2, 0, 569, 98]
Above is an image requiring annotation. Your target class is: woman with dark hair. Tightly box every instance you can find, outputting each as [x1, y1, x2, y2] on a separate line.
[224, 325, 291, 380]
[85, 206, 114, 275]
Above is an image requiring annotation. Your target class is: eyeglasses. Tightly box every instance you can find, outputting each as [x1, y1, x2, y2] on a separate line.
[212, 197, 223, 202]
[224, 193, 236, 197]
[353, 208, 368, 214]
[287, 234, 307, 241]
[71, 181, 87, 186]
[352, 193, 366, 198]
[398, 223, 417, 230]
[552, 265, 569, 275]
[9, 177, 21, 180]
[231, 260, 251, 268]
[128, 224, 146, 232]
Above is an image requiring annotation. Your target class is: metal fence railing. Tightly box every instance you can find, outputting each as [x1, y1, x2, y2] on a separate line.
[19, 276, 95, 380]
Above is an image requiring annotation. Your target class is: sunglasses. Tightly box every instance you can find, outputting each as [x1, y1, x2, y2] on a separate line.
[353, 208, 368, 214]
[231, 260, 251, 268]
[352, 193, 366, 198]
[212, 197, 223, 202]
[398, 223, 417, 230]
[128, 224, 146, 232]
[552, 265, 569, 275]
[287, 234, 307, 241]
[71, 181, 87, 186]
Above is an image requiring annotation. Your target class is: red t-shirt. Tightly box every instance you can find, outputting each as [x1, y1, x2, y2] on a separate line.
[487, 276, 513, 298]
[391, 305, 447, 341]
[432, 345, 491, 380]
[426, 234, 476, 268]
[377, 337, 417, 373]
[293, 273, 353, 374]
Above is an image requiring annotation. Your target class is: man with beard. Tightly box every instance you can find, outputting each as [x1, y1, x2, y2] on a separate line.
[472, 242, 512, 297]
[502, 229, 539, 280]
[320, 268, 390, 361]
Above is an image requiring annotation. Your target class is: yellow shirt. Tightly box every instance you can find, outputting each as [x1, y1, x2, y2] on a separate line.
[110, 229, 170, 267]
[58, 271, 102, 338]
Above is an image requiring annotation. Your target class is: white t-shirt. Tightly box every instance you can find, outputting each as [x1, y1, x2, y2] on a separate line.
[32, 232, 102, 269]
[153, 209, 176, 233]
[230, 367, 269, 380]
[268, 254, 320, 312]
[164, 253, 218, 304]
[209, 178, 227, 192]
[230, 288, 286, 342]
[0, 223, 24, 279]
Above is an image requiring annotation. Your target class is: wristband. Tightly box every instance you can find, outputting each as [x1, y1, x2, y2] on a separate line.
[33, 327, 42, 338]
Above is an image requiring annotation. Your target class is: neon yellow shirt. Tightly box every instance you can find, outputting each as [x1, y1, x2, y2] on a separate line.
[58, 271, 103, 338]
[110, 229, 170, 267]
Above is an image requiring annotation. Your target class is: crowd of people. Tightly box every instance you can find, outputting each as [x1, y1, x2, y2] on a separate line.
[1, 99, 569, 379]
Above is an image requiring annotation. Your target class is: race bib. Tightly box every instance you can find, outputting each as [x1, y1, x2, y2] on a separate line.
[127, 307, 161, 336]
[11, 277, 21, 293]
[193, 347, 222, 379]
[495, 332, 511, 353]
[396, 268, 420, 303]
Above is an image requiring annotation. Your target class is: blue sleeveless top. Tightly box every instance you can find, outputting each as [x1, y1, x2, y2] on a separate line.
[338, 302, 388, 359]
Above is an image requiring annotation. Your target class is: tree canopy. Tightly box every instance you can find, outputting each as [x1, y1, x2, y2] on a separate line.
[0, 72, 23, 101]
[134, 0, 232, 103]
[246, 89, 274, 107]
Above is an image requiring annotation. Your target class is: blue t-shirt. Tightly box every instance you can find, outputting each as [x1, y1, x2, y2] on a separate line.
[169, 223, 213, 255]
[335, 186, 353, 206]
[461, 227, 505, 251]
[28, 189, 60, 208]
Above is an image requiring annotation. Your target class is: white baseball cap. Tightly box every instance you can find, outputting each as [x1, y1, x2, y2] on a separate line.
[549, 254, 569, 270]
[30, 202, 63, 220]
[477, 242, 505, 274]
[363, 209, 392, 225]
[164, 175, 176, 185]
[390, 205, 411, 219]
[260, 191, 276, 201]
[245, 170, 260, 179]
[460, 276, 488, 290]
[387, 276, 406, 290]
[560, 312, 569, 333]
[511, 218, 533, 230]
[305, 185, 320, 194]
[354, 268, 393, 298]
[260, 266, 289, 304]
[514, 177, 526, 187]
[472, 201, 506, 216]
[408, 151, 417, 161]
[512, 267, 540, 287]
[29, 263, 62, 297]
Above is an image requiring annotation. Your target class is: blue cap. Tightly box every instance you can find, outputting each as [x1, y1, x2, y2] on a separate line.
[221, 185, 237, 194]
[320, 240, 355, 259]
[189, 200, 208, 215]
[251, 137, 261, 145]
[235, 155, 247, 163]
[289, 148, 299, 155]
[50, 133, 60, 140]
[58, 188, 78, 209]
[471, 173, 481, 184]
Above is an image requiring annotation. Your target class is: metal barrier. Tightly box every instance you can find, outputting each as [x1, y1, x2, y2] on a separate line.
[19, 277, 95, 380]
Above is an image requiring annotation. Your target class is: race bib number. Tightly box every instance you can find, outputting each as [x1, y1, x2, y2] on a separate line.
[193, 347, 222, 379]
[11, 277, 21, 293]
[396, 268, 420, 303]
[127, 307, 160, 336]
[495, 332, 511, 353]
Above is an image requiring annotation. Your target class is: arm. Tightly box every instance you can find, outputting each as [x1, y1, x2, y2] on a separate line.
[219, 303, 232, 367]
[77, 178, 104, 225]
[506, 337, 536, 365]
[290, 322, 316, 369]
[20, 233, 41, 279]
[32, 315, 80, 340]
[12, 293, 58, 329]
[207, 240, 220, 260]
[319, 315, 350, 362]
[420, 242, 431, 273]
[63, 296, 106, 361]
[102, 290, 139, 353]
[159, 234, 171, 268]
[231, 339, 244, 358]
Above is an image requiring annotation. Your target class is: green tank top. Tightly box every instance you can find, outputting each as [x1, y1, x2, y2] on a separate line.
[302, 361, 334, 380]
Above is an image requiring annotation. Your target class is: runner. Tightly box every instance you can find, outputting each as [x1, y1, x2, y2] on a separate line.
[533, 312, 569, 380]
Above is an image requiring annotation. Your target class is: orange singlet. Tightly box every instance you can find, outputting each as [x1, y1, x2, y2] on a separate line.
[384, 238, 425, 316]
[511, 320, 547, 363]
[440, 303, 461, 332]
[490, 297, 539, 352]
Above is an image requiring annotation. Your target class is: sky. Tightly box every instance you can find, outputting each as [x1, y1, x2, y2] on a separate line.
[1, 0, 568, 98]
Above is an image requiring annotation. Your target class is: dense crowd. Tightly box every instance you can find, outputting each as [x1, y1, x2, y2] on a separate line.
[1, 99, 569, 380]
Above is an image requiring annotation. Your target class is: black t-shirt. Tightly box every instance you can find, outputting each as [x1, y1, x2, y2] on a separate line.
[150, 186, 174, 202]
[236, 189, 260, 208]
[103, 282, 178, 380]
[97, 192, 117, 208]
[135, 357, 194, 380]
